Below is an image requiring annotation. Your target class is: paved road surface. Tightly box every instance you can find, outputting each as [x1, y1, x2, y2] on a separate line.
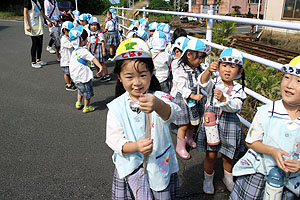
[0, 19, 230, 199]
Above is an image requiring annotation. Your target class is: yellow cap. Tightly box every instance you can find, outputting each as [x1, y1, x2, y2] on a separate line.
[282, 56, 300, 77]
[113, 38, 152, 61]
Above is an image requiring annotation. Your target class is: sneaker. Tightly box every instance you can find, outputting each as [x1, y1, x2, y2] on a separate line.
[65, 84, 77, 91]
[83, 106, 95, 113]
[31, 62, 42, 68]
[36, 60, 47, 66]
[108, 58, 113, 61]
[47, 46, 56, 54]
[75, 102, 83, 110]
[94, 75, 103, 79]
[100, 74, 111, 82]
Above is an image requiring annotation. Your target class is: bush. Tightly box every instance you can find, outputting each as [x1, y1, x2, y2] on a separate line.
[77, 0, 111, 15]
[212, 21, 236, 46]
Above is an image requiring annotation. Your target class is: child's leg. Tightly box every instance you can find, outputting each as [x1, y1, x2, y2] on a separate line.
[64, 74, 71, 85]
[56, 46, 60, 59]
[222, 154, 235, 192]
[176, 124, 190, 159]
[84, 98, 90, 107]
[203, 150, 218, 194]
[109, 45, 114, 57]
[77, 94, 83, 103]
[101, 62, 109, 74]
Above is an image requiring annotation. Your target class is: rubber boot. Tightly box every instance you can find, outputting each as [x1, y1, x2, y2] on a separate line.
[222, 170, 234, 192]
[176, 137, 190, 159]
[203, 171, 214, 194]
[185, 129, 196, 148]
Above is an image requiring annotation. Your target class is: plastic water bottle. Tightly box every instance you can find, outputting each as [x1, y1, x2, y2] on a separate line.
[263, 167, 285, 200]
[187, 98, 196, 107]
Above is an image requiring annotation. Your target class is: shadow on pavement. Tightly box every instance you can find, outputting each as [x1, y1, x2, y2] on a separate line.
[91, 96, 114, 111]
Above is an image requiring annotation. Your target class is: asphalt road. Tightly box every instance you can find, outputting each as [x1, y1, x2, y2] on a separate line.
[0, 19, 230, 199]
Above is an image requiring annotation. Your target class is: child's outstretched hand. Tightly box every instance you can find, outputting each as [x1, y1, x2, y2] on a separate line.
[136, 138, 153, 155]
[190, 93, 203, 101]
[284, 160, 300, 173]
[139, 93, 158, 113]
[271, 148, 290, 172]
[214, 89, 226, 102]
[208, 61, 218, 73]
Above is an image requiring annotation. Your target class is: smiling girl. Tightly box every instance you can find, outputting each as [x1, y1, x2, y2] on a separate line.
[230, 56, 300, 199]
[197, 48, 247, 194]
[105, 38, 180, 199]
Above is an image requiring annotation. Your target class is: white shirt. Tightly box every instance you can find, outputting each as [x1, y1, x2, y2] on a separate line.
[151, 49, 170, 83]
[105, 20, 116, 32]
[105, 92, 180, 156]
[44, 0, 61, 23]
[245, 100, 300, 144]
[89, 31, 105, 44]
[60, 35, 73, 67]
[170, 63, 199, 99]
[69, 47, 94, 83]
[199, 75, 247, 113]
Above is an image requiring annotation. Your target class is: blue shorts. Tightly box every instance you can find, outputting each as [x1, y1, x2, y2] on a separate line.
[75, 80, 94, 99]
[61, 66, 70, 75]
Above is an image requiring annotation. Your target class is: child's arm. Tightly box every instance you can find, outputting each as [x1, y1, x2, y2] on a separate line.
[92, 58, 103, 75]
[284, 160, 300, 173]
[189, 93, 203, 101]
[122, 138, 153, 155]
[88, 42, 91, 51]
[101, 41, 106, 57]
[247, 141, 290, 172]
[139, 93, 171, 121]
[24, 7, 31, 32]
[200, 61, 218, 84]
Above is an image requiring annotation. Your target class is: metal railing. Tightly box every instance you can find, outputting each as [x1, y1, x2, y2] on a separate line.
[111, 6, 299, 127]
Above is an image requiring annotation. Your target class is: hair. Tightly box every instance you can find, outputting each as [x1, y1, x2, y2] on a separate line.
[89, 23, 101, 31]
[81, 29, 88, 41]
[218, 61, 245, 90]
[114, 58, 161, 97]
[172, 28, 187, 44]
[132, 27, 138, 31]
[62, 28, 69, 35]
[179, 50, 207, 72]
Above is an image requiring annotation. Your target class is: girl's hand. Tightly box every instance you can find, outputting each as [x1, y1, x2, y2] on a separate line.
[208, 61, 218, 73]
[139, 93, 158, 114]
[26, 25, 31, 32]
[190, 94, 203, 101]
[284, 160, 300, 173]
[103, 52, 106, 57]
[214, 89, 225, 102]
[95, 68, 102, 77]
[136, 138, 153, 155]
[270, 148, 290, 172]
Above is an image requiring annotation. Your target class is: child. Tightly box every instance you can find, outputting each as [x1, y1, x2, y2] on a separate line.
[78, 14, 89, 33]
[151, 30, 170, 93]
[68, 26, 103, 113]
[157, 23, 172, 53]
[49, 16, 61, 61]
[171, 39, 209, 159]
[147, 22, 158, 48]
[135, 28, 149, 41]
[106, 38, 180, 199]
[229, 56, 300, 199]
[71, 10, 80, 27]
[104, 9, 119, 60]
[88, 17, 111, 82]
[197, 48, 246, 194]
[60, 21, 76, 91]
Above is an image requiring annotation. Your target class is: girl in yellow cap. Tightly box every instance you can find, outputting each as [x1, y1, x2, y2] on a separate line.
[230, 56, 300, 199]
[105, 38, 180, 199]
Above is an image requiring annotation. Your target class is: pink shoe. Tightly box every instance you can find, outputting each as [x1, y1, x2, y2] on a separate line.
[176, 137, 190, 159]
[186, 129, 197, 148]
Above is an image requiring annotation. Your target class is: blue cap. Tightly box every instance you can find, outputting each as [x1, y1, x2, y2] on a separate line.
[219, 48, 243, 66]
[181, 39, 209, 58]
[149, 22, 158, 31]
[136, 29, 149, 41]
[89, 17, 99, 24]
[69, 25, 83, 40]
[72, 10, 80, 16]
[62, 21, 74, 30]
[79, 14, 88, 21]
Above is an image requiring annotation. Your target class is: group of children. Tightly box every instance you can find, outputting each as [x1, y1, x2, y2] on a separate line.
[103, 13, 300, 200]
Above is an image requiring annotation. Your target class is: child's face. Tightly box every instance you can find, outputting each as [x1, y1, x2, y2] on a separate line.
[106, 11, 111, 18]
[64, 29, 70, 36]
[218, 62, 242, 86]
[90, 24, 98, 32]
[79, 20, 87, 26]
[81, 37, 88, 46]
[281, 73, 300, 106]
[149, 30, 155, 37]
[174, 48, 182, 58]
[187, 51, 204, 68]
[118, 60, 152, 102]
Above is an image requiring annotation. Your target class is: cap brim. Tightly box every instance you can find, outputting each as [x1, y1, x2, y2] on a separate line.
[113, 50, 152, 61]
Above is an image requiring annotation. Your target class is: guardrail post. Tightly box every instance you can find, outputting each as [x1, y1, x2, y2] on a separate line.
[206, 9, 213, 64]
[122, 6, 125, 26]
[143, 7, 146, 18]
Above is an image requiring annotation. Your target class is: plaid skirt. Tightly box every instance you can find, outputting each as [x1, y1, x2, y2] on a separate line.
[229, 173, 295, 200]
[106, 32, 120, 47]
[112, 167, 179, 200]
[196, 106, 244, 159]
[90, 43, 108, 63]
[171, 92, 202, 126]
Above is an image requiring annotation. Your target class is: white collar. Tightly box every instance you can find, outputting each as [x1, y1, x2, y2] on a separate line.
[267, 100, 300, 125]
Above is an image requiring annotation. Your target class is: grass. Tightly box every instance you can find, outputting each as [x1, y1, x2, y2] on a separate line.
[0, 11, 23, 20]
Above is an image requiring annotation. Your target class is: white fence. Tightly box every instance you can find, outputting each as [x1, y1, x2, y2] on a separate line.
[111, 6, 300, 128]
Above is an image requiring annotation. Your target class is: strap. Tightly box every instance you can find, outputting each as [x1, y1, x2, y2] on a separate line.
[169, 57, 174, 70]
[152, 50, 163, 60]
[94, 34, 99, 54]
[74, 49, 88, 66]
[49, 0, 57, 19]
[143, 113, 152, 172]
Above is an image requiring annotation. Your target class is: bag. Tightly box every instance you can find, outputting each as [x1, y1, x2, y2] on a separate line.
[204, 112, 220, 145]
